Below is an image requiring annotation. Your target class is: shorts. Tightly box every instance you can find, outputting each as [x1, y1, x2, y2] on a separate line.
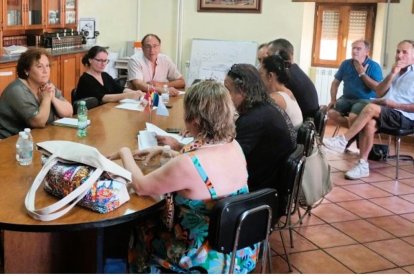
[377, 107, 414, 132]
[334, 97, 370, 116]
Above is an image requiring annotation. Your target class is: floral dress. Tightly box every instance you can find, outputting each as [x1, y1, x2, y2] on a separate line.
[128, 142, 258, 274]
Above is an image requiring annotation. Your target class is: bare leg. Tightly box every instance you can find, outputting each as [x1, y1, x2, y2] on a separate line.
[328, 110, 349, 128]
[359, 119, 378, 160]
[343, 104, 382, 141]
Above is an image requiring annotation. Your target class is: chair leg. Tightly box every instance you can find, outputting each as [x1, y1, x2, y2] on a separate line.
[396, 136, 400, 180]
[279, 230, 292, 272]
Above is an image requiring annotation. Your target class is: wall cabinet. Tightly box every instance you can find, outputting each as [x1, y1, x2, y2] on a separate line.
[3, 0, 44, 30]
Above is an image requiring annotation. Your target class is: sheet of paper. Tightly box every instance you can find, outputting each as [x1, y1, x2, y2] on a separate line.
[138, 131, 157, 150]
[146, 123, 193, 145]
[115, 102, 145, 111]
[119, 98, 142, 104]
[53, 118, 91, 128]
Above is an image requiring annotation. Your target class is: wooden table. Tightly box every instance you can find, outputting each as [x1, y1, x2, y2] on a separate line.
[0, 97, 185, 273]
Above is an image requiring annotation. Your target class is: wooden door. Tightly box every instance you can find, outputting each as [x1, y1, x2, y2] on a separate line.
[49, 56, 59, 89]
[60, 54, 76, 102]
[0, 65, 17, 96]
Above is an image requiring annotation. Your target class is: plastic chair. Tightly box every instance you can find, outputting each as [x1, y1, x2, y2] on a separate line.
[271, 144, 306, 272]
[380, 128, 414, 179]
[209, 188, 278, 274]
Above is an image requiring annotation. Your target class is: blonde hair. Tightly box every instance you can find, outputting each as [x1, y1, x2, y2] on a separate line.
[184, 80, 236, 143]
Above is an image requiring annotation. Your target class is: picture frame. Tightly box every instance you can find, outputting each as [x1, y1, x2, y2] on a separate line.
[78, 18, 96, 39]
[198, 0, 262, 13]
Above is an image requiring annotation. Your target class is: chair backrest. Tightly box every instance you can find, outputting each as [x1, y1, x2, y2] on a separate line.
[115, 77, 127, 88]
[297, 120, 316, 157]
[314, 105, 328, 141]
[209, 188, 278, 254]
[71, 88, 100, 114]
[277, 144, 306, 220]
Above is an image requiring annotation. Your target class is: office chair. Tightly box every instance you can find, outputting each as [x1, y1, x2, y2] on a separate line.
[270, 144, 306, 272]
[71, 88, 99, 114]
[209, 188, 278, 274]
[379, 128, 414, 179]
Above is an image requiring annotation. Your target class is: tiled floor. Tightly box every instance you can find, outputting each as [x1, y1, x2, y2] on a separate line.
[257, 124, 414, 274]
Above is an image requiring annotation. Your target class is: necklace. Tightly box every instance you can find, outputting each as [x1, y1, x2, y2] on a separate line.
[180, 138, 230, 154]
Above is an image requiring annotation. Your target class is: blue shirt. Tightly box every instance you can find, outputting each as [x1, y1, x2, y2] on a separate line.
[335, 57, 383, 100]
[383, 64, 414, 120]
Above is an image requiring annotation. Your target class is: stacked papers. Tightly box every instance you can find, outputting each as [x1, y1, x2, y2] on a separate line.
[53, 118, 91, 128]
[137, 123, 194, 150]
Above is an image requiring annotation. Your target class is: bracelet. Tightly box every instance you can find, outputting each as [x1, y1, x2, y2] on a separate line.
[358, 72, 366, 78]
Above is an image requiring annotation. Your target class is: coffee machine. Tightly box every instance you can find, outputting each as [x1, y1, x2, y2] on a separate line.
[28, 29, 84, 50]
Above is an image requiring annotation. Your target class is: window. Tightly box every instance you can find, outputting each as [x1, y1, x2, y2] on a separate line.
[312, 3, 376, 67]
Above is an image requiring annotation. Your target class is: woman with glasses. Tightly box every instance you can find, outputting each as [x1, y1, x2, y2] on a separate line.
[0, 48, 73, 139]
[75, 46, 144, 105]
[127, 34, 185, 95]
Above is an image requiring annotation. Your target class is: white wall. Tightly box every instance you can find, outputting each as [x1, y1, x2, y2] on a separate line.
[78, 0, 414, 76]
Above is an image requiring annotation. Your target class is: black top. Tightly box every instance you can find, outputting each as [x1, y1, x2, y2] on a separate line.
[75, 72, 124, 104]
[235, 102, 296, 192]
[286, 64, 319, 119]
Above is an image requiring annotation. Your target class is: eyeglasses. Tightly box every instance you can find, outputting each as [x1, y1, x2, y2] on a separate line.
[93, 58, 110, 64]
[142, 44, 160, 50]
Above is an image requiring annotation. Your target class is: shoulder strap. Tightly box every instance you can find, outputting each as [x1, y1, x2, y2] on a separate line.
[24, 154, 104, 221]
[187, 152, 218, 200]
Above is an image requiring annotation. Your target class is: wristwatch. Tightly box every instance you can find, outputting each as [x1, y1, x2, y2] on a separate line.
[358, 72, 366, 78]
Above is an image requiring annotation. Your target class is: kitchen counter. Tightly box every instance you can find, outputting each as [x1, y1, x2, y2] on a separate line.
[0, 46, 95, 64]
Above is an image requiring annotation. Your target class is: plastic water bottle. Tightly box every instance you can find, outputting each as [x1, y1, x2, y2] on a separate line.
[16, 132, 33, 166]
[77, 100, 88, 137]
[160, 145, 173, 166]
[24, 128, 34, 147]
[161, 84, 169, 104]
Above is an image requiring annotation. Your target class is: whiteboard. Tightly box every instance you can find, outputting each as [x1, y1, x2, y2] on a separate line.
[187, 39, 258, 86]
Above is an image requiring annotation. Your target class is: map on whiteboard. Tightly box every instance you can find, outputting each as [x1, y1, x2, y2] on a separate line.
[187, 39, 257, 86]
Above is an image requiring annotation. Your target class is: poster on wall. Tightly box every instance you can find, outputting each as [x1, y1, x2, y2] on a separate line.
[78, 18, 96, 39]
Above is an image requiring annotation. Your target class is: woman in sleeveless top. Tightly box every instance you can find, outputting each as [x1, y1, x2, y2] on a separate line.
[259, 51, 303, 129]
[109, 80, 258, 273]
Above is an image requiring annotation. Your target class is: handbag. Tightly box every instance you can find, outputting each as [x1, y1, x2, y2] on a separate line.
[300, 139, 333, 206]
[368, 144, 389, 161]
[25, 140, 132, 221]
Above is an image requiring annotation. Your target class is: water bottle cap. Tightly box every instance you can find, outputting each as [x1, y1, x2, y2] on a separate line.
[163, 84, 168, 88]
[24, 128, 31, 133]
[79, 100, 86, 105]
[21, 133, 28, 139]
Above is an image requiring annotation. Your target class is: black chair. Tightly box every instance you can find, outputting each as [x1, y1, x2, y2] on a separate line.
[297, 120, 316, 158]
[209, 188, 278, 274]
[271, 144, 306, 272]
[380, 128, 414, 179]
[313, 105, 328, 142]
[71, 88, 99, 114]
[115, 77, 127, 88]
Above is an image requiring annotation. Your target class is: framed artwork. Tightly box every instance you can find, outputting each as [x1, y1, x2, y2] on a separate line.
[78, 18, 96, 39]
[198, 0, 262, 13]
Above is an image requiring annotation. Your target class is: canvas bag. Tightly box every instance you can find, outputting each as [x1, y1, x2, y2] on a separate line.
[301, 139, 333, 206]
[25, 140, 132, 221]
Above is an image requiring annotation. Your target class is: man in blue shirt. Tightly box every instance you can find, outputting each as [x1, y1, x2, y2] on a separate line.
[328, 40, 383, 132]
[324, 40, 414, 180]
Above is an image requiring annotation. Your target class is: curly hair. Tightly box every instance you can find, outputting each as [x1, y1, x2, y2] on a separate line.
[226, 63, 272, 114]
[184, 80, 235, 143]
[17, 48, 51, 79]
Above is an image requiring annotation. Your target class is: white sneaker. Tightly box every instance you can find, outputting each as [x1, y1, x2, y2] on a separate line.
[323, 135, 348, 153]
[345, 159, 370, 180]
